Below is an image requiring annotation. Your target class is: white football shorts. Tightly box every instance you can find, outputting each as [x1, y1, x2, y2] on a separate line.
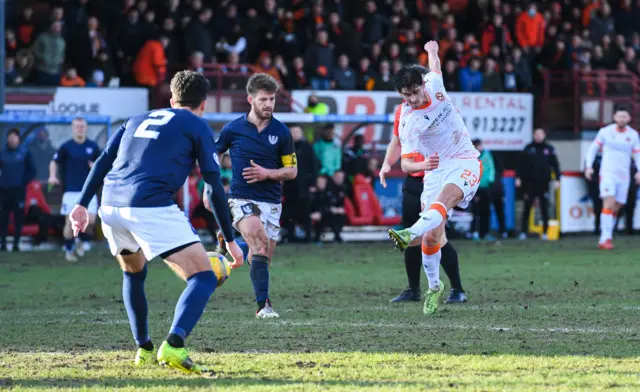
[99, 204, 201, 260]
[61, 191, 98, 215]
[420, 158, 483, 216]
[228, 198, 282, 241]
[599, 173, 630, 205]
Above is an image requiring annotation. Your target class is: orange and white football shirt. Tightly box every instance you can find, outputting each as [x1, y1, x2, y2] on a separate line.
[397, 71, 479, 166]
[592, 124, 640, 182]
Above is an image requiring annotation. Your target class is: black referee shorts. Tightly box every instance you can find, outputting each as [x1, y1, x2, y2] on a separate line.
[402, 175, 423, 228]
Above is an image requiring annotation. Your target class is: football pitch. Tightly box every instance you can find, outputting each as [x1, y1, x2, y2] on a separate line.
[1, 237, 640, 391]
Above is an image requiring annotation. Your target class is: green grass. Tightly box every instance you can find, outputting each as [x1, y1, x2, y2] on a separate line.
[1, 237, 640, 391]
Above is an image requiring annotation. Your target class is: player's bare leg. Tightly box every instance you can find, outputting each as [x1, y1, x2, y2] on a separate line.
[421, 224, 446, 315]
[389, 184, 464, 251]
[599, 196, 620, 249]
[115, 249, 156, 366]
[238, 215, 279, 318]
[157, 242, 216, 374]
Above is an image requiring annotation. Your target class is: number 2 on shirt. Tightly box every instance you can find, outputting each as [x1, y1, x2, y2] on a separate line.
[133, 110, 176, 139]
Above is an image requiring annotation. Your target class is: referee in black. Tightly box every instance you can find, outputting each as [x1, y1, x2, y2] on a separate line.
[0, 129, 36, 252]
[380, 95, 466, 303]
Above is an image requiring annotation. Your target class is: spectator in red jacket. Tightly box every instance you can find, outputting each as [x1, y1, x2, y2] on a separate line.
[516, 3, 545, 51]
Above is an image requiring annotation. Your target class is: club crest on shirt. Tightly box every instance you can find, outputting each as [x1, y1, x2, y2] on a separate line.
[268, 135, 278, 145]
[435, 92, 445, 101]
[86, 147, 94, 155]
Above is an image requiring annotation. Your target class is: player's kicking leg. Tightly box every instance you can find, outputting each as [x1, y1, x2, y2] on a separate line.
[216, 230, 250, 262]
[389, 183, 464, 251]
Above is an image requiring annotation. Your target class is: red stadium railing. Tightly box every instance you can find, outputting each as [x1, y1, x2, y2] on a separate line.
[154, 63, 304, 113]
[200, 63, 302, 113]
[542, 70, 640, 133]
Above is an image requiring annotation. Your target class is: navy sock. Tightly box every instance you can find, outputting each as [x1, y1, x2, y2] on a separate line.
[250, 255, 270, 308]
[122, 264, 150, 347]
[168, 270, 217, 347]
[79, 232, 92, 242]
[236, 237, 249, 262]
[64, 238, 74, 252]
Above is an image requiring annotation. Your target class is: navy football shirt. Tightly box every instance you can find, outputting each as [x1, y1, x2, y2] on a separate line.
[216, 115, 295, 204]
[53, 139, 101, 192]
[101, 108, 220, 208]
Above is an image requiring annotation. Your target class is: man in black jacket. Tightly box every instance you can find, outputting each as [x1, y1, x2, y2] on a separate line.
[311, 173, 346, 243]
[0, 129, 36, 251]
[516, 128, 561, 240]
[282, 123, 318, 243]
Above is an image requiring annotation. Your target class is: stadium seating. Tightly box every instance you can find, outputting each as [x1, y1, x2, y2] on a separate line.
[346, 175, 400, 226]
[7, 180, 56, 236]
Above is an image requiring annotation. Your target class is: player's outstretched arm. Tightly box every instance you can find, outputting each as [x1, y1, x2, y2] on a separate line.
[424, 41, 441, 74]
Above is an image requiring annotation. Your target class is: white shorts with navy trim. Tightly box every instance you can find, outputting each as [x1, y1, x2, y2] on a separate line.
[228, 198, 282, 241]
[99, 204, 201, 260]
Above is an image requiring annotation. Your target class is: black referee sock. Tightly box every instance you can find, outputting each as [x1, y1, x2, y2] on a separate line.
[440, 243, 464, 292]
[404, 245, 422, 292]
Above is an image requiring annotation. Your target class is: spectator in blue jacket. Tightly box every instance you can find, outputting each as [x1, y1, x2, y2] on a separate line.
[0, 129, 36, 251]
[459, 58, 484, 92]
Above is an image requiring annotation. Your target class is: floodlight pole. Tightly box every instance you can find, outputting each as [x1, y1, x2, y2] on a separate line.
[0, 0, 5, 114]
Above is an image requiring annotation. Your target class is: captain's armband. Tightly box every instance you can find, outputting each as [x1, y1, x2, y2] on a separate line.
[281, 153, 297, 168]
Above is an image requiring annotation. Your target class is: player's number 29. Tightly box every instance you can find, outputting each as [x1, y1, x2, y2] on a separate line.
[134, 110, 176, 139]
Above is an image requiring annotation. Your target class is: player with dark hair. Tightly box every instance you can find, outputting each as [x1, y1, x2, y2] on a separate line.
[48, 117, 101, 262]
[585, 108, 640, 249]
[69, 70, 243, 374]
[212, 73, 297, 318]
[387, 41, 481, 315]
[380, 73, 467, 303]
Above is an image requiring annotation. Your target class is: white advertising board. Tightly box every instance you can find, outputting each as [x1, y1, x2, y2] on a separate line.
[292, 90, 533, 151]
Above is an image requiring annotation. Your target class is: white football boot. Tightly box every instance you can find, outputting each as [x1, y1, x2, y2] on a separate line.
[256, 300, 280, 319]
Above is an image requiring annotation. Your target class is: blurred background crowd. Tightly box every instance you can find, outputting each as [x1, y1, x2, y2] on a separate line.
[3, 0, 640, 250]
[6, 0, 640, 93]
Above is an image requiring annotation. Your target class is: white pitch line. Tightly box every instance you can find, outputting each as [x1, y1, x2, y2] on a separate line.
[4, 303, 640, 318]
[1, 317, 637, 335]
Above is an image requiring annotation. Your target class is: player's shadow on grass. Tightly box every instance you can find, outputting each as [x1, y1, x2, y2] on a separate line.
[4, 377, 432, 389]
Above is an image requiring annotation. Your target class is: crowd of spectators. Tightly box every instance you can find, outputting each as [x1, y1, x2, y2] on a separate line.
[5, 0, 640, 93]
